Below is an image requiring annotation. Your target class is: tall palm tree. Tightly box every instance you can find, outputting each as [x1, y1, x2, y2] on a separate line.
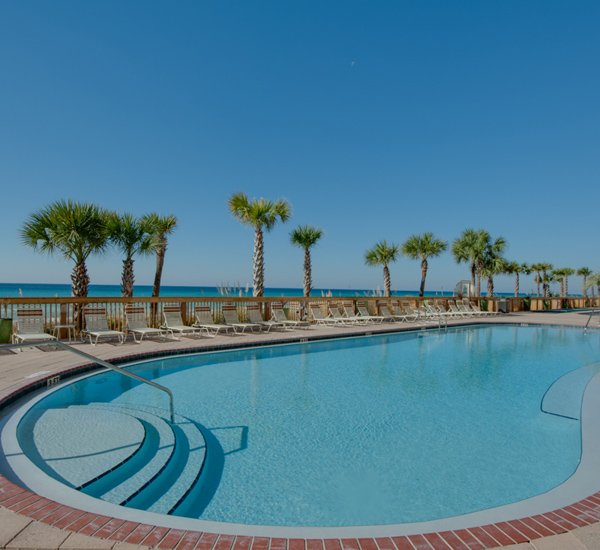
[228, 192, 291, 297]
[402, 232, 447, 297]
[290, 225, 324, 297]
[577, 267, 593, 298]
[552, 268, 566, 296]
[365, 240, 400, 297]
[505, 261, 529, 297]
[451, 229, 499, 296]
[530, 263, 544, 297]
[142, 213, 178, 299]
[108, 213, 155, 297]
[586, 271, 600, 299]
[562, 267, 575, 296]
[20, 199, 110, 298]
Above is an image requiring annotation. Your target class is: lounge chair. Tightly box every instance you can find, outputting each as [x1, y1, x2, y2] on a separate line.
[328, 304, 355, 325]
[342, 302, 371, 324]
[82, 307, 126, 346]
[433, 301, 462, 319]
[125, 305, 169, 343]
[193, 306, 236, 336]
[160, 304, 205, 339]
[221, 305, 262, 333]
[247, 305, 288, 332]
[400, 302, 420, 323]
[447, 300, 470, 318]
[271, 304, 309, 329]
[12, 307, 58, 349]
[469, 300, 497, 316]
[355, 303, 385, 323]
[425, 301, 456, 319]
[309, 304, 345, 326]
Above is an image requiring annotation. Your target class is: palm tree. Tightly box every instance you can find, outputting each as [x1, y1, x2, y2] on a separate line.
[108, 213, 155, 297]
[505, 261, 529, 297]
[537, 263, 553, 297]
[402, 232, 447, 297]
[142, 213, 178, 299]
[451, 228, 479, 289]
[586, 271, 600, 299]
[481, 256, 507, 298]
[530, 263, 545, 297]
[290, 225, 324, 297]
[552, 268, 566, 296]
[20, 199, 110, 298]
[577, 267, 593, 298]
[228, 192, 291, 297]
[365, 240, 400, 297]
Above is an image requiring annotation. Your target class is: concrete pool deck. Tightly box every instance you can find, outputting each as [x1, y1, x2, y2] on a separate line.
[1, 310, 600, 550]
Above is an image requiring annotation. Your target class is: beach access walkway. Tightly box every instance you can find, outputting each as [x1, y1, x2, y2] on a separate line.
[0, 310, 600, 550]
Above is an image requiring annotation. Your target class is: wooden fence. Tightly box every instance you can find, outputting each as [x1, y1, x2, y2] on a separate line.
[1, 295, 599, 339]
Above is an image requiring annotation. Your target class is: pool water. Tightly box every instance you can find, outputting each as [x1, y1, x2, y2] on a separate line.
[17, 325, 600, 526]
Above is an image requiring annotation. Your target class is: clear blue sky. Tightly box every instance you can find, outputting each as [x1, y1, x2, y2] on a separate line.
[1, 1, 598, 295]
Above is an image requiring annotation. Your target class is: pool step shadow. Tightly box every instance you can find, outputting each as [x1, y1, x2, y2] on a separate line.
[541, 361, 600, 420]
[70, 403, 207, 515]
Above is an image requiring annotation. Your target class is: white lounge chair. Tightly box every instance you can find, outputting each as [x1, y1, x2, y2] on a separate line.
[355, 303, 385, 323]
[309, 304, 345, 326]
[82, 307, 126, 346]
[447, 300, 470, 318]
[193, 306, 236, 336]
[271, 304, 309, 329]
[12, 307, 58, 349]
[125, 305, 169, 343]
[400, 302, 420, 323]
[469, 300, 497, 316]
[328, 304, 355, 325]
[222, 305, 262, 333]
[342, 302, 371, 324]
[160, 304, 205, 339]
[247, 305, 288, 332]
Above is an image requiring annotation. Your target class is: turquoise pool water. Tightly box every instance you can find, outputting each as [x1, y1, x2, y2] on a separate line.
[17, 325, 600, 527]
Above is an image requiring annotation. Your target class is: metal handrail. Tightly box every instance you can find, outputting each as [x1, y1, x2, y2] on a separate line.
[584, 308, 599, 334]
[0, 340, 175, 422]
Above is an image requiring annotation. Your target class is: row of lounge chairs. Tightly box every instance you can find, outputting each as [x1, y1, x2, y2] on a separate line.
[10, 299, 498, 348]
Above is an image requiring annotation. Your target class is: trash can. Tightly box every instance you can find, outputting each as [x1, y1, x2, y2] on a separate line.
[0, 319, 13, 344]
[497, 299, 510, 314]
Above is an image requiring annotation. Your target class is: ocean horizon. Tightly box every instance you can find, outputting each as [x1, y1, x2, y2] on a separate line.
[0, 282, 517, 299]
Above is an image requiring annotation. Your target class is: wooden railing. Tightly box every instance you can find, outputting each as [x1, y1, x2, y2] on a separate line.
[2, 295, 599, 338]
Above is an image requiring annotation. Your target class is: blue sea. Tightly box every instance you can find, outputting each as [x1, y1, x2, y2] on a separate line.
[0, 283, 485, 299]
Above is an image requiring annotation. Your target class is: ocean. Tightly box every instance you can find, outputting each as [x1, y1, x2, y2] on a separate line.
[0, 283, 481, 299]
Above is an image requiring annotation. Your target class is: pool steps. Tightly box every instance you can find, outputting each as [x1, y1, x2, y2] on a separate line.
[38, 403, 208, 516]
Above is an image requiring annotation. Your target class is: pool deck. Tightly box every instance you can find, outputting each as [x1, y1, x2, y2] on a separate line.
[1, 310, 600, 550]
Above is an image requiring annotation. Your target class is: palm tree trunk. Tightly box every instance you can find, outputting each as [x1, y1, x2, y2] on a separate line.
[383, 265, 391, 297]
[564, 276, 568, 296]
[303, 249, 312, 297]
[151, 240, 167, 323]
[583, 275, 588, 298]
[487, 276, 494, 297]
[419, 258, 428, 297]
[121, 258, 135, 297]
[253, 226, 264, 297]
[535, 273, 540, 297]
[471, 262, 476, 289]
[71, 260, 90, 330]
[515, 273, 519, 297]
[476, 261, 483, 297]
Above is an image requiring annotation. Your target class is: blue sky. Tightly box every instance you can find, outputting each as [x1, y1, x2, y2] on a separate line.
[1, 1, 598, 295]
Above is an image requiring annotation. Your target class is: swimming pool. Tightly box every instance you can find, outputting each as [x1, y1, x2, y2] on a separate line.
[4, 324, 600, 532]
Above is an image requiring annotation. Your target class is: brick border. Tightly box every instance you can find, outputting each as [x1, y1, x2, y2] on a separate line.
[2, 323, 600, 549]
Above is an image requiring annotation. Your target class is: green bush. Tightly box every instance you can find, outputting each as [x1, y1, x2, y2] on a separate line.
[523, 298, 531, 311]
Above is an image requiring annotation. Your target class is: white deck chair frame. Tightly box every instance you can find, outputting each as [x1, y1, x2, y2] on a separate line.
[82, 308, 126, 346]
[160, 305, 206, 339]
[271, 304, 309, 329]
[247, 305, 288, 332]
[193, 306, 236, 337]
[222, 306, 262, 333]
[12, 308, 58, 349]
[125, 305, 169, 343]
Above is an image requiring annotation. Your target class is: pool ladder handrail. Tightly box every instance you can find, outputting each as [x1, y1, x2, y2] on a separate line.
[0, 340, 175, 423]
[584, 308, 599, 334]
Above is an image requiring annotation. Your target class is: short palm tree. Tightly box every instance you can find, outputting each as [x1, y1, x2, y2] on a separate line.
[451, 228, 479, 289]
[365, 240, 400, 297]
[402, 232, 447, 297]
[577, 267, 593, 298]
[537, 262, 553, 297]
[482, 254, 507, 297]
[552, 268, 566, 296]
[561, 267, 575, 296]
[586, 271, 600, 299]
[505, 261, 530, 296]
[141, 213, 178, 299]
[20, 199, 110, 298]
[290, 225, 324, 297]
[228, 192, 291, 297]
[108, 213, 156, 297]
